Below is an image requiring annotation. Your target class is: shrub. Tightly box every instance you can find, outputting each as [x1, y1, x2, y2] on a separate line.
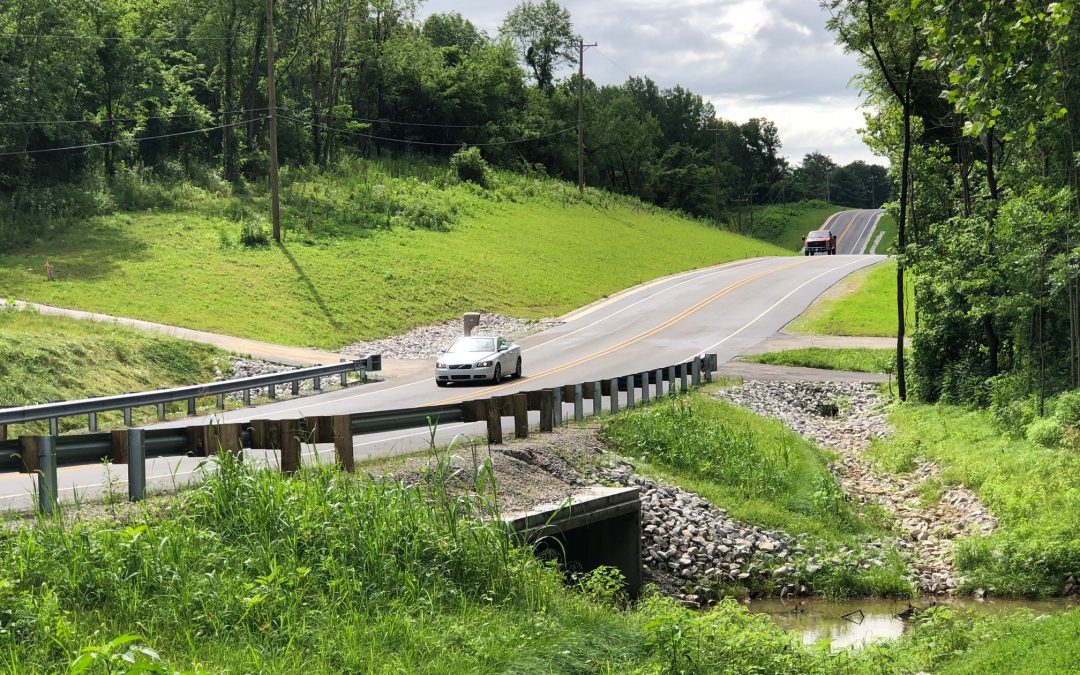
[1053, 389, 1080, 427]
[1026, 418, 1063, 448]
[238, 214, 271, 248]
[450, 146, 489, 187]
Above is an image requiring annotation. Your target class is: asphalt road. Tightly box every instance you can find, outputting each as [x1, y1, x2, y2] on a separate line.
[0, 218, 886, 510]
[819, 209, 884, 256]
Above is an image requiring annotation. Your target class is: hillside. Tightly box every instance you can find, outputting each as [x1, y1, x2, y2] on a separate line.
[0, 159, 789, 349]
[749, 201, 849, 251]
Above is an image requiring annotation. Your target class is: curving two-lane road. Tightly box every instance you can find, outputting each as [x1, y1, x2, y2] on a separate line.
[820, 209, 884, 256]
[0, 213, 886, 510]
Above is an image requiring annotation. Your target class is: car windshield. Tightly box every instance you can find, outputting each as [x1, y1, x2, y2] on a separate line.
[446, 337, 495, 353]
[808, 231, 829, 238]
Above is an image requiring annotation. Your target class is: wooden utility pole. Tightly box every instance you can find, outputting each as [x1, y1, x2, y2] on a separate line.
[266, 0, 282, 242]
[577, 39, 597, 194]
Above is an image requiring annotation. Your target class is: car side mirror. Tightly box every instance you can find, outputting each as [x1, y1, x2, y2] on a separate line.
[801, 237, 806, 242]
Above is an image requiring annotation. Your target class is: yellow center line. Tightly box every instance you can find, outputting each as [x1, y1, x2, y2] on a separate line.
[833, 211, 862, 250]
[430, 258, 812, 405]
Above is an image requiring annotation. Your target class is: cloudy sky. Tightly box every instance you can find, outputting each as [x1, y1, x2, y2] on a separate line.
[419, 0, 880, 166]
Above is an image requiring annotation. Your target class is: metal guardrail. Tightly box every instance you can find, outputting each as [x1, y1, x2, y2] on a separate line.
[3, 353, 719, 513]
[0, 354, 382, 436]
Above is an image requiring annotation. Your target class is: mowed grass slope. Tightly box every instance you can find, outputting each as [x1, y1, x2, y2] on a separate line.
[789, 260, 914, 337]
[747, 347, 901, 374]
[751, 200, 848, 252]
[0, 161, 789, 349]
[0, 309, 229, 432]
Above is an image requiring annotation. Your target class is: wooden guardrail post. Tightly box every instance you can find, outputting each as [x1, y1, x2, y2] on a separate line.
[539, 389, 555, 432]
[692, 357, 702, 386]
[703, 354, 714, 383]
[204, 423, 243, 458]
[608, 378, 619, 414]
[553, 387, 564, 426]
[640, 371, 650, 405]
[680, 363, 689, 392]
[334, 415, 354, 472]
[573, 384, 584, 422]
[655, 369, 664, 399]
[486, 396, 503, 445]
[276, 419, 301, 474]
[513, 393, 529, 438]
[110, 429, 129, 464]
[0, 424, 6, 442]
[667, 366, 677, 396]
[626, 375, 636, 409]
[19, 436, 39, 473]
[591, 381, 602, 415]
[127, 428, 146, 502]
[249, 419, 271, 449]
[35, 436, 57, 515]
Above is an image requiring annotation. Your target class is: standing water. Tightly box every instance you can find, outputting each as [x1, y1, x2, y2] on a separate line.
[748, 597, 1076, 650]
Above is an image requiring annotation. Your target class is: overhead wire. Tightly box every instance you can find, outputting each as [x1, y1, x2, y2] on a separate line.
[281, 114, 577, 147]
[0, 107, 270, 127]
[0, 115, 266, 157]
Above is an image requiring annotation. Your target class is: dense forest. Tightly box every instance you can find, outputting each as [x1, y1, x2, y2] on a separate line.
[828, 0, 1080, 410]
[0, 0, 887, 236]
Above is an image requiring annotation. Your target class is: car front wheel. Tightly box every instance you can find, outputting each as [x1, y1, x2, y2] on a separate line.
[512, 358, 522, 379]
[492, 364, 502, 383]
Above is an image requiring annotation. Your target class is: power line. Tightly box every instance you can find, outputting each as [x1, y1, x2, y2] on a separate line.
[0, 107, 270, 127]
[0, 116, 266, 157]
[593, 48, 634, 79]
[282, 115, 577, 147]
[287, 109, 488, 129]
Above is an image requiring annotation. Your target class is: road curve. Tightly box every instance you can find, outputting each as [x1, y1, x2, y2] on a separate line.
[819, 209, 884, 256]
[0, 252, 886, 510]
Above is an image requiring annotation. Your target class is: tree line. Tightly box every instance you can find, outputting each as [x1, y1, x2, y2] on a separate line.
[0, 0, 887, 226]
[828, 0, 1080, 410]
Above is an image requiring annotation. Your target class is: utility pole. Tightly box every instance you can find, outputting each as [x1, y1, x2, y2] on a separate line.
[266, 0, 282, 242]
[577, 39, 597, 194]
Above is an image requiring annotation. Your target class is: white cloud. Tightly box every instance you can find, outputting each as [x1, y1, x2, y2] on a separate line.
[418, 0, 881, 165]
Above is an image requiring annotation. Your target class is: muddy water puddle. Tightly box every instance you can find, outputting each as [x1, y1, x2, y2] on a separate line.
[748, 597, 1076, 650]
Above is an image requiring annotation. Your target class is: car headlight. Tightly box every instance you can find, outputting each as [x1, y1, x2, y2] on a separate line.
[436, 361, 447, 369]
[476, 360, 494, 368]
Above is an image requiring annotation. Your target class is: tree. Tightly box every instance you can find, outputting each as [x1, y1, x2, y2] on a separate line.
[500, 0, 576, 92]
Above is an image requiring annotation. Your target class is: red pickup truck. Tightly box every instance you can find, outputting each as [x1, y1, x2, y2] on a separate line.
[802, 230, 837, 256]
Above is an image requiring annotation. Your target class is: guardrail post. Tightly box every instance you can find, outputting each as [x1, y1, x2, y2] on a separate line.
[0, 424, 5, 442]
[640, 372, 650, 405]
[216, 395, 225, 411]
[703, 354, 715, 383]
[249, 420, 271, 449]
[573, 384, 584, 422]
[156, 403, 166, 421]
[486, 397, 503, 445]
[692, 357, 702, 386]
[110, 429, 129, 464]
[340, 371, 349, 388]
[268, 384, 277, 400]
[553, 387, 564, 425]
[242, 389, 251, 407]
[127, 428, 146, 502]
[667, 366, 677, 397]
[313, 376, 322, 391]
[655, 369, 664, 399]
[680, 364, 688, 392]
[513, 393, 529, 438]
[35, 436, 57, 515]
[203, 423, 243, 458]
[592, 381, 602, 415]
[539, 390, 555, 432]
[187, 398, 197, 416]
[48, 418, 58, 437]
[291, 380, 300, 396]
[88, 412, 97, 432]
[608, 378, 619, 414]
[277, 419, 301, 474]
[360, 367, 368, 384]
[627, 375, 637, 409]
[333, 415, 354, 472]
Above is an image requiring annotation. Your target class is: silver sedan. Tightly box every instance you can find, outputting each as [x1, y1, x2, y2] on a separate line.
[435, 335, 523, 387]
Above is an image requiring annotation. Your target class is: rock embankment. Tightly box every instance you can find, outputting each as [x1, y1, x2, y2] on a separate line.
[340, 314, 562, 361]
[593, 459, 888, 606]
[716, 381, 997, 594]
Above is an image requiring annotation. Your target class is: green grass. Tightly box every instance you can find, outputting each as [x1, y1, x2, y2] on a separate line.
[935, 608, 1080, 674]
[789, 260, 915, 337]
[0, 308, 230, 434]
[0, 158, 789, 349]
[600, 388, 912, 598]
[746, 348, 902, 374]
[869, 403, 1080, 596]
[868, 213, 896, 254]
[751, 200, 848, 251]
